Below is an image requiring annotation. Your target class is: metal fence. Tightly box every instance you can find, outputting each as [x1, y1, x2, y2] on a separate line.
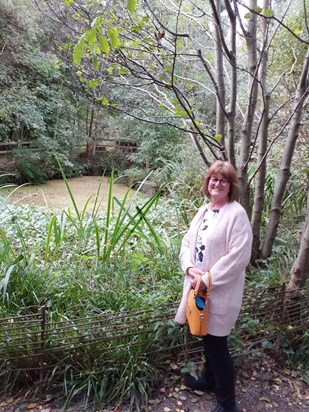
[0, 284, 308, 394]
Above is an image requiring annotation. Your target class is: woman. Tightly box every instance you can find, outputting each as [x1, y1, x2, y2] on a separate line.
[175, 160, 253, 412]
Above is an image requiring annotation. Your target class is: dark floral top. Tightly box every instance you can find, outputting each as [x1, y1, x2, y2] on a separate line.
[195, 208, 220, 267]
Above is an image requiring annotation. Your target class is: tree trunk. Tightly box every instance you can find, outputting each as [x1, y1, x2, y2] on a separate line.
[224, 0, 237, 166]
[261, 48, 309, 258]
[288, 179, 309, 289]
[87, 107, 95, 157]
[214, 0, 226, 152]
[251, 0, 270, 262]
[238, 0, 258, 214]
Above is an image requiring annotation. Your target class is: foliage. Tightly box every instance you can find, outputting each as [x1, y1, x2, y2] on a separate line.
[0, 172, 188, 407]
[118, 117, 187, 186]
[0, 168, 307, 407]
[0, 0, 93, 182]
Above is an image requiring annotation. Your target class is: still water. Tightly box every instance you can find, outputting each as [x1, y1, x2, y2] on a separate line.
[1, 176, 144, 212]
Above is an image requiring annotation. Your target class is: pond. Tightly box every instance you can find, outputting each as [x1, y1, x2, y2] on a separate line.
[0, 176, 146, 212]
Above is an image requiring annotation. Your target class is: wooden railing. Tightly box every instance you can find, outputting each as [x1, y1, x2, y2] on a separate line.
[0, 140, 137, 156]
[0, 141, 32, 155]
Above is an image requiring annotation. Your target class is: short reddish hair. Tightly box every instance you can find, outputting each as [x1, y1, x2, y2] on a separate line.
[202, 160, 238, 202]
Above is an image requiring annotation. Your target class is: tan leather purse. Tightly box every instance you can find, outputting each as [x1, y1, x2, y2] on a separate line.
[186, 273, 212, 336]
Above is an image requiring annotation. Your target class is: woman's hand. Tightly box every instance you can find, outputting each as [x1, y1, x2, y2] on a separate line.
[186, 267, 204, 288]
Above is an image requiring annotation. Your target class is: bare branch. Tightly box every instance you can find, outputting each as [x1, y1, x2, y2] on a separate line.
[237, 0, 309, 45]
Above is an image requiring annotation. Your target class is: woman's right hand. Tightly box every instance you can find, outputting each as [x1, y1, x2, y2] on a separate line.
[186, 267, 204, 288]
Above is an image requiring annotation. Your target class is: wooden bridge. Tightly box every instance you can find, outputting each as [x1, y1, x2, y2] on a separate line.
[0, 139, 137, 169]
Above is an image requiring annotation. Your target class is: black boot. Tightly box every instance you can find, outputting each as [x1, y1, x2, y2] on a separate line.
[212, 402, 238, 412]
[183, 372, 215, 393]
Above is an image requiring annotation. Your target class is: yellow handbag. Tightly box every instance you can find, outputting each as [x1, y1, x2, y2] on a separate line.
[186, 273, 212, 336]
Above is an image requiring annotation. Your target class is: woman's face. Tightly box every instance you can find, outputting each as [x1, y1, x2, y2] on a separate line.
[208, 173, 230, 204]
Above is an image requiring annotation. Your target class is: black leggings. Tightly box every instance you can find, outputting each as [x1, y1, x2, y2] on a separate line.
[203, 334, 236, 410]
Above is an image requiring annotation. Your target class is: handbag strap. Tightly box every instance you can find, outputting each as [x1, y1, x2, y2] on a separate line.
[194, 272, 212, 296]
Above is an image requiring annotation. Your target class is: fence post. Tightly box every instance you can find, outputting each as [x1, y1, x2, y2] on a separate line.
[39, 305, 46, 398]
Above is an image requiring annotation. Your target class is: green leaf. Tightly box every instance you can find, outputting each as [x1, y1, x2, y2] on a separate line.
[92, 56, 99, 71]
[214, 134, 222, 142]
[65, 0, 74, 5]
[253, 6, 262, 13]
[118, 67, 126, 75]
[64, 42, 72, 51]
[127, 0, 137, 13]
[263, 8, 272, 17]
[101, 97, 109, 106]
[174, 106, 188, 117]
[244, 12, 251, 19]
[108, 27, 119, 49]
[91, 16, 103, 29]
[88, 78, 100, 88]
[99, 36, 110, 53]
[73, 37, 85, 65]
[86, 27, 97, 45]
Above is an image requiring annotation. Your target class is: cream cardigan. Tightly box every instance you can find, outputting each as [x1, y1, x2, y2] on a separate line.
[175, 201, 253, 336]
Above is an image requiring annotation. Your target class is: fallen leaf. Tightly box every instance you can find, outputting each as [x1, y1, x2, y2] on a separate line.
[193, 390, 204, 396]
[259, 397, 271, 402]
[273, 402, 279, 407]
[27, 403, 38, 410]
[149, 398, 161, 405]
[0, 398, 15, 407]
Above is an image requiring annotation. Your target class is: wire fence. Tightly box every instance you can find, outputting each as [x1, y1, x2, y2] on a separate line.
[0, 284, 308, 394]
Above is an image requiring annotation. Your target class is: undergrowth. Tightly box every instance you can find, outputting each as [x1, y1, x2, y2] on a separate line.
[0, 168, 307, 409]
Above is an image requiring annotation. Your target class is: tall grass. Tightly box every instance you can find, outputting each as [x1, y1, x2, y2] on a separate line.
[0, 169, 185, 408]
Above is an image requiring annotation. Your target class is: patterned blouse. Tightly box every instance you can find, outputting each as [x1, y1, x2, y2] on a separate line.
[195, 208, 220, 268]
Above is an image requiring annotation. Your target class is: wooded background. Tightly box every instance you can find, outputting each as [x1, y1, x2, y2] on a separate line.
[0, 0, 308, 287]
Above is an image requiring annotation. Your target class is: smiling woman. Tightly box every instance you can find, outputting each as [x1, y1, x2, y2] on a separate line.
[1, 176, 144, 211]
